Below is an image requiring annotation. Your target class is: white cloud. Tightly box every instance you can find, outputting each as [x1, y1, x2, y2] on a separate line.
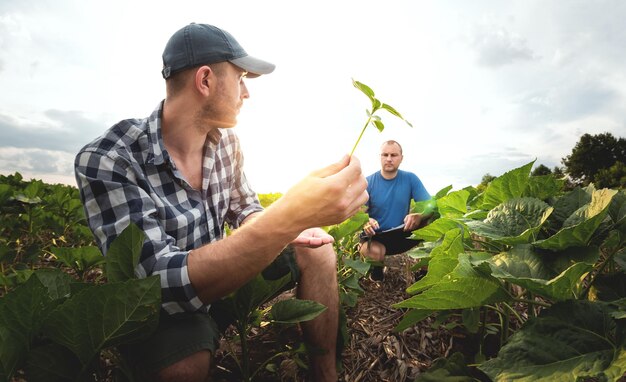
[0, 0, 625, 195]
[467, 17, 536, 67]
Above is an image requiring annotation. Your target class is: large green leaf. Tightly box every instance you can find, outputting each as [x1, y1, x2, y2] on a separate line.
[479, 300, 626, 381]
[218, 273, 292, 324]
[608, 189, 626, 227]
[488, 245, 593, 301]
[411, 217, 466, 242]
[479, 160, 535, 210]
[269, 299, 327, 324]
[395, 253, 510, 310]
[394, 309, 433, 333]
[435, 185, 453, 199]
[43, 276, 161, 366]
[548, 187, 591, 229]
[342, 257, 370, 276]
[105, 222, 145, 282]
[535, 189, 617, 250]
[51, 246, 105, 274]
[25, 343, 83, 382]
[523, 175, 565, 201]
[0, 326, 24, 382]
[407, 229, 464, 295]
[437, 190, 470, 218]
[466, 198, 553, 245]
[33, 268, 73, 301]
[0, 275, 52, 379]
[327, 211, 368, 242]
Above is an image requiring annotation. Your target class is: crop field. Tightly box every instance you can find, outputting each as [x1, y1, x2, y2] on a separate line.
[0, 162, 625, 381]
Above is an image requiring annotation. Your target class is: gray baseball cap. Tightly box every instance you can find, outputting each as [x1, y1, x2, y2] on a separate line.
[161, 23, 275, 79]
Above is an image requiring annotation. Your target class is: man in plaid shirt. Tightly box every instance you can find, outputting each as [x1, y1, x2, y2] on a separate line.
[74, 23, 368, 382]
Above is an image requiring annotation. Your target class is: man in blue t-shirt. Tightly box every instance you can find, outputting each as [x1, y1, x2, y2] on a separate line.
[359, 140, 431, 281]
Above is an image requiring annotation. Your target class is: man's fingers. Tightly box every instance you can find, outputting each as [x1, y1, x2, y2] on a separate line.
[309, 155, 350, 178]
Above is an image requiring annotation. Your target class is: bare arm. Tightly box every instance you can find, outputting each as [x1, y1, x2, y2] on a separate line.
[188, 155, 368, 303]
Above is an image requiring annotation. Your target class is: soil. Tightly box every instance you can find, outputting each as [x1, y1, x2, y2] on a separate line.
[211, 254, 459, 382]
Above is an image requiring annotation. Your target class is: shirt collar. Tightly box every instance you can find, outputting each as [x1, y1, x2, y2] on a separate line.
[145, 100, 223, 166]
[146, 101, 167, 166]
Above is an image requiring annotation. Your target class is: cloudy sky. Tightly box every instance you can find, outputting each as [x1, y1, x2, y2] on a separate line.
[1, 0, 625, 194]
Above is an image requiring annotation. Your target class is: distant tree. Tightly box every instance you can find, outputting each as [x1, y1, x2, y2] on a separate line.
[553, 166, 565, 177]
[476, 173, 496, 193]
[531, 164, 552, 176]
[594, 161, 626, 189]
[562, 132, 626, 186]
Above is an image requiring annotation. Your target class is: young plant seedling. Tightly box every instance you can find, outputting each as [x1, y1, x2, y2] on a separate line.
[350, 79, 413, 156]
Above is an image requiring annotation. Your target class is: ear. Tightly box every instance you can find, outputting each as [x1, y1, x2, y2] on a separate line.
[194, 65, 213, 96]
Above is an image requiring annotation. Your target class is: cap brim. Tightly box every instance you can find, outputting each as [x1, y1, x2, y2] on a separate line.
[230, 55, 275, 78]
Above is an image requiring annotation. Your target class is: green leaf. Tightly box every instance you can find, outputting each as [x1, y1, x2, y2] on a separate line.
[381, 103, 413, 127]
[0, 275, 52, 379]
[415, 352, 480, 382]
[590, 274, 626, 302]
[535, 189, 617, 250]
[269, 299, 327, 324]
[437, 190, 470, 218]
[328, 211, 368, 242]
[218, 273, 292, 324]
[479, 300, 626, 381]
[352, 78, 375, 99]
[479, 160, 535, 210]
[393, 309, 432, 333]
[466, 198, 553, 245]
[51, 246, 105, 273]
[489, 245, 593, 301]
[105, 222, 145, 282]
[372, 119, 385, 132]
[435, 185, 453, 199]
[396, 253, 509, 310]
[25, 343, 83, 382]
[608, 189, 626, 227]
[342, 257, 370, 276]
[407, 229, 464, 295]
[523, 175, 564, 201]
[548, 187, 591, 228]
[33, 268, 73, 301]
[43, 276, 161, 366]
[411, 217, 466, 242]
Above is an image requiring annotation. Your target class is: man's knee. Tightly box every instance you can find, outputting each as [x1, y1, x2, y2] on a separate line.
[294, 243, 336, 273]
[155, 350, 212, 382]
[359, 240, 385, 261]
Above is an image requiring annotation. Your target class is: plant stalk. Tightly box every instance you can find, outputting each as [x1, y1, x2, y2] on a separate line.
[350, 116, 372, 157]
[513, 298, 550, 308]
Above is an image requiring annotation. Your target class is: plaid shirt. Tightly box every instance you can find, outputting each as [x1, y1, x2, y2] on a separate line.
[74, 101, 263, 315]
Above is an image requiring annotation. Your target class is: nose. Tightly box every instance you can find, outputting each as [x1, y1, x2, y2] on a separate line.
[241, 81, 250, 99]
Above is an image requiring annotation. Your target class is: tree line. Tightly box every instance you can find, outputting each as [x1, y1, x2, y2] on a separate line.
[479, 132, 626, 190]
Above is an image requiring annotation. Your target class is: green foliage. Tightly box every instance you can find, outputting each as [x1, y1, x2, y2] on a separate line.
[349, 79, 413, 156]
[0, 224, 160, 381]
[214, 273, 326, 381]
[0, 172, 93, 291]
[479, 300, 625, 381]
[393, 160, 626, 380]
[258, 192, 282, 208]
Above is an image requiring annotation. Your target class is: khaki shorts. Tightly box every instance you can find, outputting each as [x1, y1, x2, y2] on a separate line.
[122, 247, 299, 373]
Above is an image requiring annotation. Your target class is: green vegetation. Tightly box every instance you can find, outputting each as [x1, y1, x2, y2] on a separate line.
[1, 155, 624, 381]
[401, 160, 626, 381]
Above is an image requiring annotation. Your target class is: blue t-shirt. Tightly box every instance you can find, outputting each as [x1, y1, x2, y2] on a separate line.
[366, 170, 430, 231]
